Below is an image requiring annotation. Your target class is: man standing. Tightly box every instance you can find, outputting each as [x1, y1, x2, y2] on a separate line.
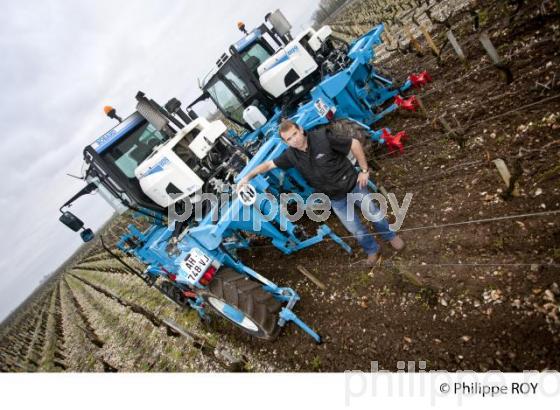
[238, 119, 404, 266]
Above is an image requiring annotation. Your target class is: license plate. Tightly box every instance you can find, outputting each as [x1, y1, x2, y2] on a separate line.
[182, 248, 211, 283]
[314, 98, 329, 117]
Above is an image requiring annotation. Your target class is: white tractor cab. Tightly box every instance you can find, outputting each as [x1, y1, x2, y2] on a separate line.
[191, 9, 348, 130]
[59, 92, 250, 241]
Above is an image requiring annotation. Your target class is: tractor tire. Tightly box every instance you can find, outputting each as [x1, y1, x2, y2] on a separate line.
[200, 268, 282, 341]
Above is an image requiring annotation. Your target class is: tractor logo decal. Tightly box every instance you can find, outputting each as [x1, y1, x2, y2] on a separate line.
[263, 45, 299, 72]
[286, 45, 298, 56]
[91, 114, 144, 153]
[140, 157, 170, 178]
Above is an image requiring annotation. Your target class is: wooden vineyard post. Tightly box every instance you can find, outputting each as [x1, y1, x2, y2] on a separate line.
[447, 29, 468, 68]
[415, 95, 429, 120]
[296, 265, 326, 290]
[493, 158, 521, 199]
[404, 25, 424, 56]
[479, 31, 513, 84]
[419, 22, 441, 57]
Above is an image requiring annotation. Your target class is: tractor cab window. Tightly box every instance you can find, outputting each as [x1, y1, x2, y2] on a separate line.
[102, 122, 166, 179]
[224, 70, 251, 99]
[207, 77, 245, 125]
[241, 43, 272, 76]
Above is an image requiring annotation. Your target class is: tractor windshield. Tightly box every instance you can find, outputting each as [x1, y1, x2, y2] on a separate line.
[101, 122, 166, 179]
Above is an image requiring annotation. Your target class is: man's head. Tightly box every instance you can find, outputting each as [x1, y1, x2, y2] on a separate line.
[279, 119, 307, 151]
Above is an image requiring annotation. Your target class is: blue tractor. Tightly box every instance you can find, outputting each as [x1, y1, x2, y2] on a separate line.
[59, 12, 423, 343]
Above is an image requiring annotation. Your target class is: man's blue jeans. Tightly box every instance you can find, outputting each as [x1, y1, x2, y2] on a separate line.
[330, 183, 396, 255]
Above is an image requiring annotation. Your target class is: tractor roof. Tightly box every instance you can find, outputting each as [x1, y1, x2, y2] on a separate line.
[89, 112, 144, 154]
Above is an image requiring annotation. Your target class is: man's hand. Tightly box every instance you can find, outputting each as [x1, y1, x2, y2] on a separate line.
[236, 176, 250, 193]
[236, 161, 277, 193]
[357, 170, 370, 189]
[351, 139, 370, 190]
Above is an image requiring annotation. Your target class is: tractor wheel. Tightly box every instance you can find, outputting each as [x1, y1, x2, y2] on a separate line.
[200, 268, 282, 341]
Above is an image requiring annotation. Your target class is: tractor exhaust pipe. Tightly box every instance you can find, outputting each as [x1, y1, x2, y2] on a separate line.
[165, 97, 198, 127]
[135, 91, 177, 138]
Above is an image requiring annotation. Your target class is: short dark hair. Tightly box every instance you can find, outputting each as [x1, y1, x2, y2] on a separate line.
[279, 119, 299, 134]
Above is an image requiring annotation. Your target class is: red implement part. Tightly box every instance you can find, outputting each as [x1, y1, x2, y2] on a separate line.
[199, 265, 217, 286]
[161, 267, 176, 281]
[382, 128, 408, 155]
[409, 71, 432, 88]
[182, 290, 197, 299]
[394, 95, 418, 112]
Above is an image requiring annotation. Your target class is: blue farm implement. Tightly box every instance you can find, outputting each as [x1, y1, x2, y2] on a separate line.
[59, 11, 430, 343]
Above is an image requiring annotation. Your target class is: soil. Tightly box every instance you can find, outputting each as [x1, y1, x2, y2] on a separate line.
[223, 1, 560, 371]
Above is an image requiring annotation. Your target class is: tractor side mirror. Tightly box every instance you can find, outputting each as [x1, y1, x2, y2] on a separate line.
[80, 228, 94, 242]
[59, 211, 84, 232]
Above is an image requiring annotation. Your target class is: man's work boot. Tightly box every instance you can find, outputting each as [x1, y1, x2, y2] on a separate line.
[389, 235, 405, 251]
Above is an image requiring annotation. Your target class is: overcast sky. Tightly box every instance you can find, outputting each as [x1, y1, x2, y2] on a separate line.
[0, 0, 320, 321]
